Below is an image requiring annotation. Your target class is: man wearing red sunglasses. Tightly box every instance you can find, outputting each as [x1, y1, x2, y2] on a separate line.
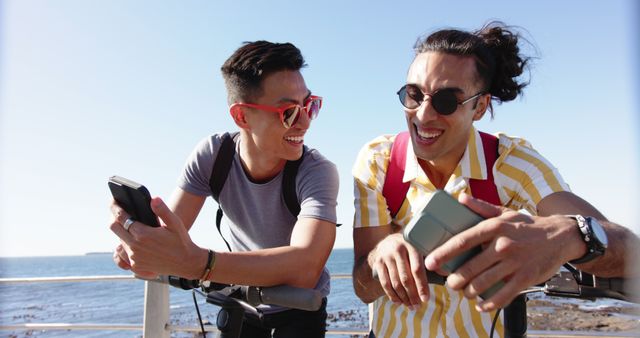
[352, 22, 639, 338]
[109, 41, 338, 337]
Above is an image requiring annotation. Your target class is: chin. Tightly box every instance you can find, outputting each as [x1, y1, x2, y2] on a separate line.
[280, 149, 303, 162]
[289, 150, 304, 161]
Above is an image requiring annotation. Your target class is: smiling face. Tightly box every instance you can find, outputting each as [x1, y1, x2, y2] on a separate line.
[235, 69, 313, 173]
[404, 52, 489, 173]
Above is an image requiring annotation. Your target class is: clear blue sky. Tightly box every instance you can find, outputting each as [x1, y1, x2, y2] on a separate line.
[1, 0, 638, 257]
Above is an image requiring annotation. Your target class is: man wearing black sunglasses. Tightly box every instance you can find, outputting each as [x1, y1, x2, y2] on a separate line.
[352, 22, 639, 337]
[109, 41, 338, 337]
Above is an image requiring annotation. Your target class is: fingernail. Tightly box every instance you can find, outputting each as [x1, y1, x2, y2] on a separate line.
[475, 302, 489, 312]
[420, 295, 429, 303]
[424, 256, 435, 269]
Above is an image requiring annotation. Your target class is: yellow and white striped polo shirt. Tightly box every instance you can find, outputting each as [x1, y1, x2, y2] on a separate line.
[352, 127, 570, 338]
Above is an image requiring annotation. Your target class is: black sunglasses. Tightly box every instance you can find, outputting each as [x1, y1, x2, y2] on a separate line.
[397, 84, 485, 115]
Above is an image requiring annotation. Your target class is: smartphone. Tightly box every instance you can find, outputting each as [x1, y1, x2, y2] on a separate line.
[108, 175, 160, 227]
[403, 190, 502, 299]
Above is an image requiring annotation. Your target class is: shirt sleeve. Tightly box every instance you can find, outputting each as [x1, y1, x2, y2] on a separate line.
[177, 135, 222, 197]
[494, 134, 571, 214]
[295, 149, 339, 223]
[352, 135, 395, 228]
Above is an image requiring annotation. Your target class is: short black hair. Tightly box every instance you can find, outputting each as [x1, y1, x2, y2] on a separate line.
[221, 41, 306, 104]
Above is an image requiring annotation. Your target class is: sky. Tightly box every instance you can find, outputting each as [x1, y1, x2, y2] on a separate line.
[0, 0, 638, 257]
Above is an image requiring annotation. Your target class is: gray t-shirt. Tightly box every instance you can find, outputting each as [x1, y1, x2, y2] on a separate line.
[178, 133, 339, 311]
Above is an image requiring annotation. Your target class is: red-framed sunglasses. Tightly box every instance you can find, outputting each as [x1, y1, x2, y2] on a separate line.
[230, 95, 323, 129]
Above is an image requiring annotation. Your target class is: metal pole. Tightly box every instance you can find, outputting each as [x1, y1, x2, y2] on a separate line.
[142, 280, 170, 338]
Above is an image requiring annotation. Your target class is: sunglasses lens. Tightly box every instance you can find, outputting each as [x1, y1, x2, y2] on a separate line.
[306, 98, 321, 120]
[398, 85, 422, 109]
[431, 90, 458, 115]
[282, 106, 300, 128]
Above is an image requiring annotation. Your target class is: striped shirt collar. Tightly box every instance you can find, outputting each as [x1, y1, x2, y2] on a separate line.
[402, 126, 490, 184]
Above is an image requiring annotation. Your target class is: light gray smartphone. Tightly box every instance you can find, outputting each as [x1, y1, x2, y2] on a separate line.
[403, 190, 502, 299]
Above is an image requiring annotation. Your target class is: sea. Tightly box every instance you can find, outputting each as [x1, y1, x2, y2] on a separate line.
[1, 249, 639, 337]
[0, 249, 368, 337]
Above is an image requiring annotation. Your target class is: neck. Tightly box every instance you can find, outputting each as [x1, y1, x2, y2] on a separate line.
[418, 159, 456, 189]
[238, 134, 286, 182]
[418, 140, 468, 189]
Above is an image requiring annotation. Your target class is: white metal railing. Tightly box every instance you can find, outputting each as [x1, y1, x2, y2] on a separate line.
[0, 274, 367, 337]
[2, 275, 637, 338]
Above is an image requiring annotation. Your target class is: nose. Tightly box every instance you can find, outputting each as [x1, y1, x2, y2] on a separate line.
[414, 98, 438, 122]
[292, 107, 311, 130]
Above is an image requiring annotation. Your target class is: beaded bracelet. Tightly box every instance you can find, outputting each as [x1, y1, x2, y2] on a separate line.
[199, 249, 216, 282]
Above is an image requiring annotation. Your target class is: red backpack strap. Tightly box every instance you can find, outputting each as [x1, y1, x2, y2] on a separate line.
[382, 132, 411, 217]
[469, 131, 500, 206]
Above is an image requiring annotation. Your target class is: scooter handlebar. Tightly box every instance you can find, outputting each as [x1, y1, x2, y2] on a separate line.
[152, 275, 323, 311]
[243, 284, 323, 311]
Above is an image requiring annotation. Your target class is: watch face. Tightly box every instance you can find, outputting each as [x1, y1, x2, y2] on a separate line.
[590, 218, 609, 247]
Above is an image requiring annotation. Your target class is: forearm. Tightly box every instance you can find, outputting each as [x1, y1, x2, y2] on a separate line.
[576, 221, 640, 278]
[353, 254, 384, 303]
[536, 192, 639, 278]
[352, 225, 398, 303]
[203, 246, 328, 288]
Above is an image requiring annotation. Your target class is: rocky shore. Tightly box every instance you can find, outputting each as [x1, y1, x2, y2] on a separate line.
[527, 298, 640, 332]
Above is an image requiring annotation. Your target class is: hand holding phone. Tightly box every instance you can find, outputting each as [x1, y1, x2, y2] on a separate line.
[108, 175, 160, 227]
[403, 190, 503, 299]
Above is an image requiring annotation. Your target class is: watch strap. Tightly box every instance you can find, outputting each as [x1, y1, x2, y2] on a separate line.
[568, 215, 604, 264]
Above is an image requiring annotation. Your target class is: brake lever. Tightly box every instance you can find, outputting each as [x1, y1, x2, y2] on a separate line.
[543, 271, 589, 299]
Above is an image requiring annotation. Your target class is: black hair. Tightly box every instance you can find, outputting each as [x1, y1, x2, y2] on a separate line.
[414, 21, 532, 115]
[221, 40, 306, 104]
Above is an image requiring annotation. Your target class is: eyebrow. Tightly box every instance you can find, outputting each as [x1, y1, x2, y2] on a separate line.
[278, 91, 312, 105]
[406, 84, 464, 94]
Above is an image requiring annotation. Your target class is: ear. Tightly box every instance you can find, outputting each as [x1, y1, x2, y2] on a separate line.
[230, 105, 249, 128]
[472, 94, 490, 121]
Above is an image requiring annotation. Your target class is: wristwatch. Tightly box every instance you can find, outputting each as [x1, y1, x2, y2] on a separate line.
[568, 215, 608, 264]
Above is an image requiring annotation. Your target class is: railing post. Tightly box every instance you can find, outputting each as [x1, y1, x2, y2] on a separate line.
[143, 280, 170, 338]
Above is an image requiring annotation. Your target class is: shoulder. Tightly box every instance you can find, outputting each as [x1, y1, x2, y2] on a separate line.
[191, 132, 235, 158]
[495, 132, 551, 164]
[361, 134, 396, 154]
[356, 134, 397, 165]
[492, 132, 570, 208]
[352, 134, 397, 176]
[300, 147, 338, 180]
[496, 132, 534, 152]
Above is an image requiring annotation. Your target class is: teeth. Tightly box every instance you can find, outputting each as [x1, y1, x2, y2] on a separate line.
[417, 129, 442, 139]
[285, 136, 304, 143]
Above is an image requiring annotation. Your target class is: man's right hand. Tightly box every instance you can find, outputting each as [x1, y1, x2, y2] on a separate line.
[369, 232, 430, 308]
[113, 243, 131, 270]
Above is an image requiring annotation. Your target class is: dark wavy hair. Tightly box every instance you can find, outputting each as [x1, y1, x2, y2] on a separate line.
[414, 21, 532, 115]
[221, 40, 306, 104]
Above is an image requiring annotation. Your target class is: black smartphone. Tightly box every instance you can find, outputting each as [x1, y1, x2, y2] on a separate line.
[108, 175, 160, 227]
[403, 190, 503, 299]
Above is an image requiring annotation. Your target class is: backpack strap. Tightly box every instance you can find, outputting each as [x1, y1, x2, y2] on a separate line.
[468, 131, 501, 205]
[382, 131, 501, 210]
[210, 132, 239, 202]
[209, 132, 239, 252]
[382, 131, 411, 217]
[282, 146, 306, 217]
